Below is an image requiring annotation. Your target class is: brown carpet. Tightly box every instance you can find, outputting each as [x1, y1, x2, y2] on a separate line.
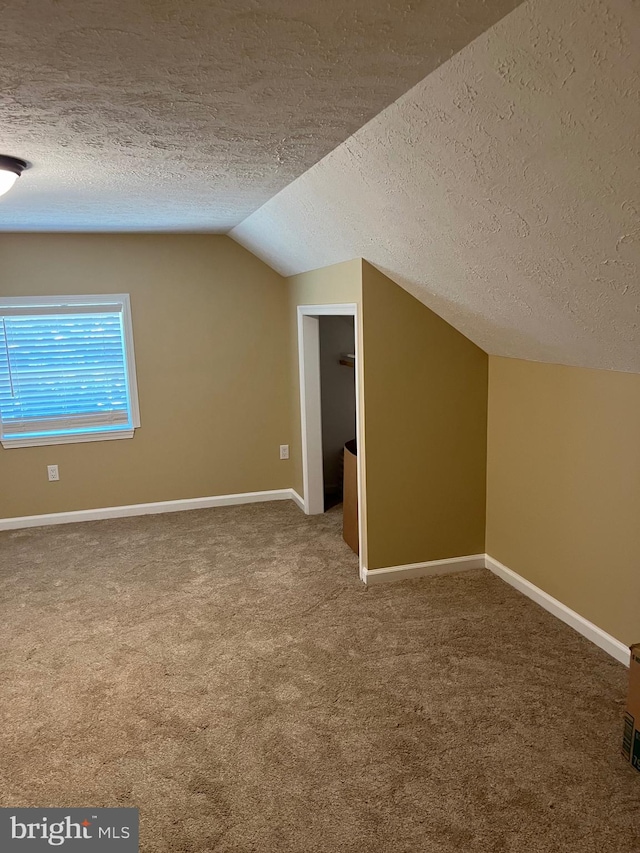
[0, 501, 637, 852]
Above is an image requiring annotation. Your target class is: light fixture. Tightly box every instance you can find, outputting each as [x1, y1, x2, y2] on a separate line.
[0, 156, 28, 198]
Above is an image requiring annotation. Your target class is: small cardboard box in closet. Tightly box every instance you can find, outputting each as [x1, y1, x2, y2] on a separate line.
[622, 644, 640, 773]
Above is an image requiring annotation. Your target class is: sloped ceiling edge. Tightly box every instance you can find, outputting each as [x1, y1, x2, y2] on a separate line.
[231, 0, 640, 374]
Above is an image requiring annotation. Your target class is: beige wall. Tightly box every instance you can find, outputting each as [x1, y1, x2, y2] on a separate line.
[0, 234, 292, 518]
[286, 259, 363, 499]
[486, 356, 640, 646]
[361, 262, 487, 570]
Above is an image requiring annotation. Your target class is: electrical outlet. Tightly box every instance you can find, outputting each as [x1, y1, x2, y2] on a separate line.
[47, 464, 59, 482]
[279, 444, 289, 460]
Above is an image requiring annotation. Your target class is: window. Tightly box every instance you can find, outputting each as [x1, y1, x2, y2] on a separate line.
[0, 294, 140, 448]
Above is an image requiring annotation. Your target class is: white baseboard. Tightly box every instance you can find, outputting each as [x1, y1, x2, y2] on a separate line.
[289, 490, 305, 512]
[362, 554, 486, 585]
[0, 489, 300, 531]
[2, 496, 628, 668]
[362, 550, 629, 667]
[485, 555, 630, 667]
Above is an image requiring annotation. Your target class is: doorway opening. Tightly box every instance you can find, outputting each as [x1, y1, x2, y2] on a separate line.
[319, 314, 356, 510]
[297, 304, 363, 570]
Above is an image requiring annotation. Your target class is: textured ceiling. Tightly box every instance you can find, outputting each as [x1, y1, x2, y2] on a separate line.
[232, 0, 640, 373]
[0, 0, 521, 231]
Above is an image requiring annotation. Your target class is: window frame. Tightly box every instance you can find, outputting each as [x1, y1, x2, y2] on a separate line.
[0, 293, 141, 449]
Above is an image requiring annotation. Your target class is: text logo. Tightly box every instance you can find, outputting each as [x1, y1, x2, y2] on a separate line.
[0, 809, 138, 851]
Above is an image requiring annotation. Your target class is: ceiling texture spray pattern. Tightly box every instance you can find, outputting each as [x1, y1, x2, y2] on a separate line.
[233, 0, 640, 373]
[0, 0, 520, 231]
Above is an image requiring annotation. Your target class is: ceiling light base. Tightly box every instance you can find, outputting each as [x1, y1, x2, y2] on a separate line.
[0, 156, 28, 176]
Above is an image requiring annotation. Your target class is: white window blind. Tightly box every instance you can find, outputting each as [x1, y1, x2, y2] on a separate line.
[0, 295, 140, 448]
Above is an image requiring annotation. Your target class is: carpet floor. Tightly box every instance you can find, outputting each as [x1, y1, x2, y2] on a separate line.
[0, 501, 637, 852]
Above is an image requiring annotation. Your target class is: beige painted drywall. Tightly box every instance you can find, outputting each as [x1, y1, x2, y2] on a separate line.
[361, 262, 487, 570]
[286, 259, 363, 501]
[0, 234, 292, 518]
[486, 356, 640, 646]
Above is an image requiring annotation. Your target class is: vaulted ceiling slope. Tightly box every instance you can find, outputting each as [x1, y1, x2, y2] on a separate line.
[0, 0, 521, 231]
[232, 0, 640, 374]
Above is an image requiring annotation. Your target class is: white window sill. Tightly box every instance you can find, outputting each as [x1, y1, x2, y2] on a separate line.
[1, 429, 135, 449]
